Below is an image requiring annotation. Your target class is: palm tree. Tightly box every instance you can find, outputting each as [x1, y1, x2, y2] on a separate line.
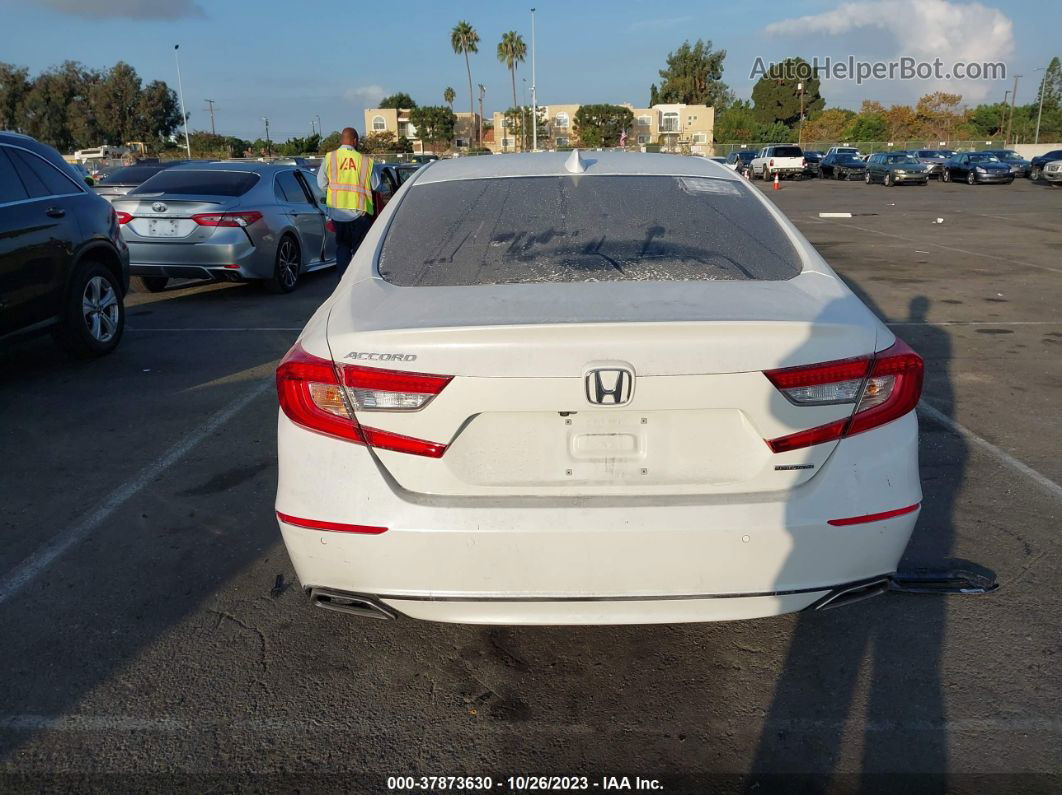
[443, 86, 455, 111]
[450, 20, 480, 145]
[496, 31, 526, 112]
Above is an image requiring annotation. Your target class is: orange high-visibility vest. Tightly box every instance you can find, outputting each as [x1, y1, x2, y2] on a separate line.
[324, 148, 374, 214]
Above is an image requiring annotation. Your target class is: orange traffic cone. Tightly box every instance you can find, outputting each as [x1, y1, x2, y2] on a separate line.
[773, 173, 781, 190]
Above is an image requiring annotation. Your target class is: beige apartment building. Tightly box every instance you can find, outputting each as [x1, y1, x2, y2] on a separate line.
[490, 102, 715, 153]
[363, 108, 481, 153]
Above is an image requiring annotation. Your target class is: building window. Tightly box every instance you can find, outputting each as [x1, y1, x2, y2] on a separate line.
[692, 133, 708, 144]
[372, 115, 386, 132]
[455, 138, 468, 148]
[637, 135, 649, 144]
[501, 118, 510, 128]
[661, 112, 679, 132]
[554, 112, 569, 128]
[502, 138, 513, 148]
[637, 115, 651, 126]
[555, 136, 569, 147]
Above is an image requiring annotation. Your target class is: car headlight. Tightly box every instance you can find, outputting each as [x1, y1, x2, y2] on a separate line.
[975, 167, 987, 173]
[894, 169, 906, 175]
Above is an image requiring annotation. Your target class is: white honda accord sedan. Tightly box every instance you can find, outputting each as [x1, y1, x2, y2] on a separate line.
[275, 151, 923, 625]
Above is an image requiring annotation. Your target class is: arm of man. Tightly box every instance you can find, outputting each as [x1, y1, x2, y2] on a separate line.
[317, 152, 330, 192]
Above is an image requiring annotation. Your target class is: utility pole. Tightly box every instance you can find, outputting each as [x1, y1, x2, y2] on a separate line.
[797, 81, 805, 145]
[999, 90, 1009, 143]
[174, 45, 191, 158]
[310, 119, 316, 137]
[531, 7, 537, 152]
[477, 84, 485, 150]
[316, 115, 323, 138]
[1005, 74, 1021, 146]
[262, 117, 271, 157]
[204, 99, 216, 136]
[1034, 66, 1048, 144]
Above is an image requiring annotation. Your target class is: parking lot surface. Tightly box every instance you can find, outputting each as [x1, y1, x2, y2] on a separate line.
[1, 176, 1060, 791]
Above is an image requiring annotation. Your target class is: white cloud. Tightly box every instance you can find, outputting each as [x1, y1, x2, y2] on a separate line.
[345, 85, 388, 106]
[38, 0, 205, 19]
[764, 0, 1014, 101]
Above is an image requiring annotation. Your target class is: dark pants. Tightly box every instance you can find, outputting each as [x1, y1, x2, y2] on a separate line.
[334, 214, 373, 276]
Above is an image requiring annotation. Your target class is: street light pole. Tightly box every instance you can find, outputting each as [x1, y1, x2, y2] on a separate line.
[478, 84, 485, 150]
[999, 90, 1009, 143]
[174, 45, 192, 158]
[530, 7, 537, 152]
[1005, 74, 1021, 146]
[262, 117, 271, 158]
[1034, 66, 1047, 144]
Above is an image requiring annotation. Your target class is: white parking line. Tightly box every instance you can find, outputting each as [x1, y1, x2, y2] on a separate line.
[128, 327, 303, 332]
[889, 321, 1061, 327]
[918, 400, 1062, 503]
[0, 381, 272, 606]
[839, 221, 1062, 275]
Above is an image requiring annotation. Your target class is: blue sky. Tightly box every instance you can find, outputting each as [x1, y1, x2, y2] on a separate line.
[1, 0, 1056, 141]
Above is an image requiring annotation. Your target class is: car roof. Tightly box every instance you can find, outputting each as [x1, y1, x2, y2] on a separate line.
[413, 151, 742, 185]
[170, 161, 298, 174]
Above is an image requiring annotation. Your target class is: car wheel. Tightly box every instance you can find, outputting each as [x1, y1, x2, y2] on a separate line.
[864, 171, 872, 184]
[835, 170, 844, 180]
[883, 172, 893, 187]
[133, 275, 169, 292]
[55, 261, 125, 357]
[266, 235, 301, 294]
[1005, 176, 1014, 184]
[762, 167, 770, 181]
[966, 171, 976, 185]
[1030, 166, 1041, 181]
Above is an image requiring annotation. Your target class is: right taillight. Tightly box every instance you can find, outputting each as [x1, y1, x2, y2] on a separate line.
[115, 211, 132, 224]
[193, 211, 263, 227]
[276, 342, 450, 457]
[764, 339, 923, 453]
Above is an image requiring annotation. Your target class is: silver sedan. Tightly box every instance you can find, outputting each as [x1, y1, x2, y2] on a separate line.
[111, 162, 336, 293]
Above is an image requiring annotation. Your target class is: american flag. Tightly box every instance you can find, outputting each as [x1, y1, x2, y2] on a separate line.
[619, 129, 627, 147]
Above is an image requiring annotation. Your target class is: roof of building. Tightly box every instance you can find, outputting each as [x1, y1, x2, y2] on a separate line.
[413, 150, 739, 184]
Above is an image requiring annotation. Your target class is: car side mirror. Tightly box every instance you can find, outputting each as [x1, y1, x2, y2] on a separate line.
[84, 176, 95, 187]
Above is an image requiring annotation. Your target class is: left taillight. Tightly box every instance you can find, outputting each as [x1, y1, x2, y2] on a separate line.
[276, 342, 450, 457]
[115, 211, 132, 224]
[763, 338, 923, 453]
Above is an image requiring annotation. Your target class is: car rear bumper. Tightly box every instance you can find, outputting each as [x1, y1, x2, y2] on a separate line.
[275, 411, 921, 624]
[126, 237, 273, 280]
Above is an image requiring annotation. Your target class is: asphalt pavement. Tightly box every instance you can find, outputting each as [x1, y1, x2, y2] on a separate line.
[0, 175, 1059, 792]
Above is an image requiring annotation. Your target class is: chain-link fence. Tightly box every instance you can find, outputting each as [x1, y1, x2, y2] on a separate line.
[710, 139, 1017, 156]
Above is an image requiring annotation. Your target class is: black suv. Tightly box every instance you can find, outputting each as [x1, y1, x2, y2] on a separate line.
[0, 132, 129, 356]
[1030, 149, 1062, 181]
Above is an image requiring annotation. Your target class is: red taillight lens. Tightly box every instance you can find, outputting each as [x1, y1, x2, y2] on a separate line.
[764, 339, 923, 452]
[276, 343, 449, 457]
[276, 511, 387, 534]
[192, 211, 263, 227]
[769, 158, 775, 167]
[115, 211, 132, 224]
[325, 220, 336, 233]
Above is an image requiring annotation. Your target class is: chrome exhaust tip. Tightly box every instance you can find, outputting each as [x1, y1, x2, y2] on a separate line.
[308, 588, 396, 620]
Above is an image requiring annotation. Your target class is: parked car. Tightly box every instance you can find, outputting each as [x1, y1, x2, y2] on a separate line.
[0, 132, 129, 356]
[724, 150, 757, 176]
[275, 151, 925, 625]
[707, 156, 727, 164]
[802, 150, 823, 177]
[92, 160, 196, 203]
[910, 149, 951, 179]
[112, 162, 337, 293]
[941, 152, 1012, 184]
[819, 153, 867, 180]
[1042, 160, 1062, 186]
[1029, 149, 1062, 181]
[750, 144, 805, 180]
[392, 163, 423, 186]
[980, 150, 1031, 178]
[864, 152, 929, 186]
[824, 146, 862, 159]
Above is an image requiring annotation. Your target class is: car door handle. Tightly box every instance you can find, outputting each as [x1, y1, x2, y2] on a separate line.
[46, 207, 66, 218]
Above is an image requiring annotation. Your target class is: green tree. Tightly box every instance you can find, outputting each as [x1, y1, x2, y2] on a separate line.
[450, 20, 480, 144]
[844, 104, 888, 142]
[0, 62, 31, 132]
[573, 103, 634, 148]
[651, 40, 733, 109]
[443, 86, 455, 110]
[712, 101, 762, 142]
[410, 105, 456, 150]
[751, 57, 824, 127]
[358, 131, 397, 154]
[318, 131, 341, 153]
[1035, 56, 1062, 111]
[801, 107, 856, 143]
[379, 92, 416, 109]
[497, 31, 526, 114]
[502, 106, 545, 150]
[89, 62, 144, 144]
[21, 61, 95, 151]
[137, 80, 182, 144]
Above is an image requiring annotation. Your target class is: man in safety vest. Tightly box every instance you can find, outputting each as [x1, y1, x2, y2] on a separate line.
[317, 127, 380, 276]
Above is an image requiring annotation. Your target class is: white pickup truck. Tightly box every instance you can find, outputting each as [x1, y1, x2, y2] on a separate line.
[750, 144, 806, 180]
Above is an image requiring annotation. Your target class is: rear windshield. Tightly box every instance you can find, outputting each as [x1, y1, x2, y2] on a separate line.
[378, 175, 802, 286]
[771, 147, 803, 157]
[98, 165, 168, 185]
[130, 170, 260, 197]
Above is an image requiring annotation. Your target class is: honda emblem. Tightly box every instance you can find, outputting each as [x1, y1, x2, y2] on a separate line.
[585, 368, 634, 406]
